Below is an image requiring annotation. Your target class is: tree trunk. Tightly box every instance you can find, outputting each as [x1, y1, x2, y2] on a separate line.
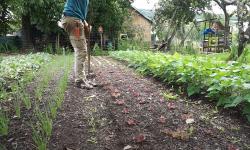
[237, 1, 245, 57]
[21, 14, 34, 51]
[223, 10, 230, 49]
[179, 26, 185, 46]
[165, 26, 177, 52]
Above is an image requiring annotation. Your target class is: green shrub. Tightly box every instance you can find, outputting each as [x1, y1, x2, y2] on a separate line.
[91, 44, 109, 56]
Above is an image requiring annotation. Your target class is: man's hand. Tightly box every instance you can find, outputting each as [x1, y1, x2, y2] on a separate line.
[83, 20, 92, 36]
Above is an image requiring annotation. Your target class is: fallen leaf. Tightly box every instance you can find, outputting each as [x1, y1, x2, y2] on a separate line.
[139, 99, 147, 104]
[123, 145, 132, 150]
[167, 102, 176, 110]
[133, 134, 146, 143]
[147, 106, 153, 111]
[227, 144, 239, 150]
[158, 116, 166, 124]
[162, 129, 190, 141]
[160, 98, 164, 103]
[127, 119, 137, 126]
[122, 108, 129, 114]
[114, 99, 125, 105]
[181, 114, 193, 120]
[186, 118, 195, 124]
[111, 91, 121, 98]
[133, 92, 140, 97]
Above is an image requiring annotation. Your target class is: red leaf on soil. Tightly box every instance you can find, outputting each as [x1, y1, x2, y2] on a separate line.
[133, 134, 146, 143]
[227, 144, 239, 150]
[111, 89, 121, 98]
[158, 116, 166, 124]
[160, 98, 165, 103]
[167, 102, 176, 110]
[147, 106, 153, 111]
[162, 129, 189, 141]
[114, 99, 125, 105]
[181, 114, 193, 120]
[139, 99, 147, 104]
[122, 108, 129, 114]
[133, 92, 140, 97]
[127, 119, 137, 126]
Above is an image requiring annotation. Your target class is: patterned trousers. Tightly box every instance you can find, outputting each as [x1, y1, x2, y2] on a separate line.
[62, 16, 87, 82]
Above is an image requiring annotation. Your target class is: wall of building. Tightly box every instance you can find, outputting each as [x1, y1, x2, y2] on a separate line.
[130, 9, 152, 43]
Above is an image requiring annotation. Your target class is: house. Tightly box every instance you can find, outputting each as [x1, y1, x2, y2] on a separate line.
[126, 6, 155, 46]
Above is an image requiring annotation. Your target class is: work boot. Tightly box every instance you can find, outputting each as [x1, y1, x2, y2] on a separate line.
[75, 79, 84, 88]
[80, 80, 94, 90]
[87, 79, 97, 87]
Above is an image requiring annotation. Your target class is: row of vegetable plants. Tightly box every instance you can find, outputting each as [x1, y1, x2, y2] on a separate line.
[0, 53, 52, 136]
[110, 51, 250, 122]
[0, 53, 73, 150]
[31, 55, 73, 150]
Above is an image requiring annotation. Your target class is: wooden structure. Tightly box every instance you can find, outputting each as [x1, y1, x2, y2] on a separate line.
[200, 19, 232, 53]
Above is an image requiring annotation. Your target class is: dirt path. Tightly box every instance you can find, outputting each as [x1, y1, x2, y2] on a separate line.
[49, 56, 250, 150]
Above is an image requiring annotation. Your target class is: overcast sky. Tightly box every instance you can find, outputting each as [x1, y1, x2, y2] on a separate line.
[132, 0, 236, 14]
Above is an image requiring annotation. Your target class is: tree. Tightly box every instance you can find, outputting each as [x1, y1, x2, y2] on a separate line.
[0, 0, 16, 35]
[237, 0, 250, 57]
[16, 0, 65, 50]
[88, 0, 131, 49]
[155, 0, 208, 51]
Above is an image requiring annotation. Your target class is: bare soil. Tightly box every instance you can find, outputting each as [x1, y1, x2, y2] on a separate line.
[1, 56, 249, 150]
[49, 56, 250, 150]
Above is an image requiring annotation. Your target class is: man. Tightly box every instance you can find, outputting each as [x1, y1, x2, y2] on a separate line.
[61, 0, 94, 89]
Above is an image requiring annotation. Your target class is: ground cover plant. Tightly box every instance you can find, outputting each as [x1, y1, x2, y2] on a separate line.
[110, 50, 250, 122]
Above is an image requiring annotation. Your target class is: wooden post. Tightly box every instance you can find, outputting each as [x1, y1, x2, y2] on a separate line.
[98, 26, 104, 50]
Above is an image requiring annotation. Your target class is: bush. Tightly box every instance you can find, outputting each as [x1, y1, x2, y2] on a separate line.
[0, 36, 21, 53]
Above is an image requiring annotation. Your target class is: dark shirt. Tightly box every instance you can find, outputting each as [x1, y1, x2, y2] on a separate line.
[63, 0, 89, 21]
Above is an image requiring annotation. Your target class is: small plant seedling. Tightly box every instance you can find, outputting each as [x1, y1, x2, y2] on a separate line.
[13, 98, 21, 118]
[35, 109, 52, 138]
[21, 92, 32, 110]
[32, 126, 47, 150]
[0, 111, 9, 136]
[87, 137, 97, 144]
[162, 92, 178, 101]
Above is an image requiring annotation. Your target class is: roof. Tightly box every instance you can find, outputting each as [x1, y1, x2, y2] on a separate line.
[131, 6, 154, 23]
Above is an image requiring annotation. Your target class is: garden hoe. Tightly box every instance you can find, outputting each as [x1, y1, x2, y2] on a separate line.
[85, 23, 96, 80]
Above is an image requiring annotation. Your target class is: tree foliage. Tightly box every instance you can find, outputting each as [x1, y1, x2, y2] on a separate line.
[155, 0, 208, 26]
[0, 0, 19, 35]
[88, 0, 131, 38]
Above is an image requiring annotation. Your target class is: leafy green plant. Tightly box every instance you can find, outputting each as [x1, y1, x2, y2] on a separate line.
[0, 111, 9, 136]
